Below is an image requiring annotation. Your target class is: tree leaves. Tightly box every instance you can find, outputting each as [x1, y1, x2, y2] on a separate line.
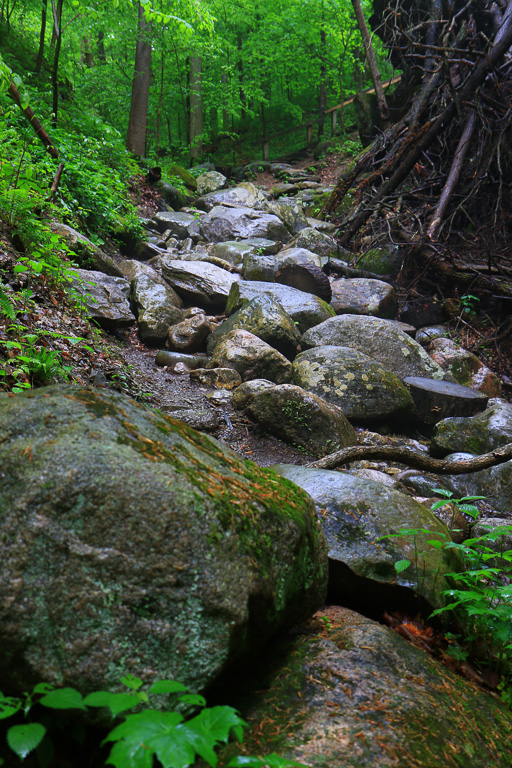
[7, 723, 46, 759]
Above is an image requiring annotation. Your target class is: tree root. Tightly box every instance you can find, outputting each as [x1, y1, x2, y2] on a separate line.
[307, 442, 512, 474]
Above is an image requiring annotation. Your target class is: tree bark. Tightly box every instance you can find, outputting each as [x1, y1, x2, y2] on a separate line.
[189, 55, 203, 163]
[35, 0, 47, 73]
[350, 0, 389, 124]
[126, 1, 151, 156]
[51, 0, 63, 126]
[307, 442, 512, 474]
[7, 80, 59, 158]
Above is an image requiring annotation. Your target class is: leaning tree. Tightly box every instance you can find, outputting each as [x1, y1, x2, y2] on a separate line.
[327, 0, 512, 297]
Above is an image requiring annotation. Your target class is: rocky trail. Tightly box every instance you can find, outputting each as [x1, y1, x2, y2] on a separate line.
[3, 150, 512, 766]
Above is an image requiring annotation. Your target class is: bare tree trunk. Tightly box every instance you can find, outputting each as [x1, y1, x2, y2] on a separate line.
[35, 0, 47, 73]
[155, 51, 164, 163]
[189, 55, 203, 163]
[318, 26, 327, 138]
[97, 30, 106, 64]
[221, 71, 229, 132]
[351, 0, 389, 125]
[126, 2, 151, 156]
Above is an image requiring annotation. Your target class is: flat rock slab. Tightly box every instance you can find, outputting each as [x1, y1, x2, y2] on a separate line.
[231, 606, 512, 768]
[208, 329, 292, 384]
[161, 259, 238, 310]
[404, 376, 488, 425]
[0, 385, 327, 694]
[226, 280, 335, 333]
[152, 212, 196, 238]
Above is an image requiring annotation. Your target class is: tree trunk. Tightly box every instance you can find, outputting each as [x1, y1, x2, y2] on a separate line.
[7, 80, 59, 158]
[51, 0, 63, 126]
[189, 55, 203, 163]
[318, 26, 327, 138]
[237, 34, 245, 122]
[97, 30, 106, 64]
[35, 0, 47, 73]
[126, 2, 151, 156]
[350, 0, 388, 124]
[50, 0, 62, 47]
[221, 71, 229, 132]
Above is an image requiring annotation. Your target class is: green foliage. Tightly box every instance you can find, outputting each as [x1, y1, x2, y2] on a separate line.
[383, 491, 512, 702]
[0, 677, 306, 768]
[459, 294, 480, 316]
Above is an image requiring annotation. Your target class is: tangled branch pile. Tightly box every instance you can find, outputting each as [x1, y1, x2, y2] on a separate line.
[328, 0, 512, 277]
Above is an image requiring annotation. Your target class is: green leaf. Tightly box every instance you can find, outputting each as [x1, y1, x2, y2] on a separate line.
[7, 723, 46, 759]
[104, 710, 183, 744]
[39, 687, 87, 710]
[432, 488, 453, 499]
[83, 691, 141, 716]
[105, 738, 153, 768]
[193, 706, 246, 745]
[149, 680, 189, 695]
[0, 695, 21, 720]
[121, 674, 144, 691]
[394, 559, 410, 574]
[178, 693, 206, 707]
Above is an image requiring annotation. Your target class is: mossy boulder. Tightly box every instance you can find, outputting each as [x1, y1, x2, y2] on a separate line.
[292, 345, 416, 424]
[168, 164, 198, 191]
[0, 385, 327, 695]
[223, 606, 512, 768]
[431, 399, 512, 457]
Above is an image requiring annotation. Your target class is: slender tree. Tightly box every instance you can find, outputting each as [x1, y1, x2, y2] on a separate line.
[126, 1, 151, 156]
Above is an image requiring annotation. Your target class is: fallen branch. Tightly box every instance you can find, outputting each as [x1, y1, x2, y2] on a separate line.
[7, 80, 59, 159]
[307, 442, 512, 474]
[47, 162, 65, 201]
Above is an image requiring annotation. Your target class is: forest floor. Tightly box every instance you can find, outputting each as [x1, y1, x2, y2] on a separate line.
[2, 147, 512, 467]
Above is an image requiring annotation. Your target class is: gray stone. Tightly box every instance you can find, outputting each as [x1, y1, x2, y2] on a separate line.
[431, 399, 512, 457]
[246, 384, 357, 458]
[292, 346, 416, 423]
[208, 329, 292, 384]
[416, 326, 448, 345]
[263, 200, 309, 234]
[195, 171, 227, 195]
[302, 315, 448, 381]
[207, 294, 302, 360]
[428, 337, 502, 396]
[189, 368, 242, 390]
[331, 278, 398, 318]
[155, 351, 210, 370]
[272, 465, 453, 608]
[195, 183, 267, 213]
[286, 227, 340, 258]
[231, 379, 275, 409]
[70, 269, 135, 330]
[51, 222, 123, 277]
[131, 274, 184, 345]
[226, 281, 335, 333]
[161, 259, 238, 310]
[152, 212, 196, 239]
[200, 206, 291, 243]
[358, 245, 403, 275]
[167, 314, 212, 352]
[153, 181, 189, 209]
[241, 252, 278, 282]
[0, 385, 328, 693]
[404, 377, 488, 426]
[133, 241, 164, 261]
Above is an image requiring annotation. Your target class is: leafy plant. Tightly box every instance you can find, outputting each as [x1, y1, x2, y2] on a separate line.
[0, 677, 306, 768]
[459, 294, 480, 315]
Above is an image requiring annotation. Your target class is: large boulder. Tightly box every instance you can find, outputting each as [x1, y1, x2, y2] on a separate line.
[226, 281, 335, 333]
[286, 227, 341, 258]
[427, 337, 502, 396]
[0, 385, 327, 694]
[131, 273, 184, 345]
[292, 346, 416, 423]
[272, 465, 454, 609]
[431, 399, 512, 457]
[262, 200, 309, 234]
[208, 329, 292, 384]
[152, 212, 197, 239]
[196, 171, 227, 195]
[330, 278, 398, 318]
[207, 294, 303, 360]
[246, 384, 357, 458]
[200, 206, 291, 243]
[232, 606, 512, 768]
[70, 269, 136, 330]
[195, 184, 267, 213]
[161, 259, 238, 310]
[302, 315, 448, 381]
[51, 222, 123, 277]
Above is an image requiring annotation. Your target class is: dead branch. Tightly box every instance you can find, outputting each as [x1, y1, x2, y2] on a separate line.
[47, 162, 65, 201]
[307, 442, 512, 473]
[7, 80, 59, 159]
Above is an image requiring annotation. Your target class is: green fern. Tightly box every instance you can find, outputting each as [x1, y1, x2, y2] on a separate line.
[0, 283, 16, 320]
